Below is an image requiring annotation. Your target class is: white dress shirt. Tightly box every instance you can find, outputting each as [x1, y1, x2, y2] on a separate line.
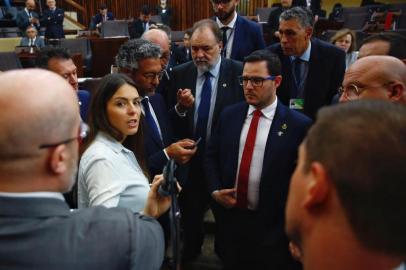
[78, 132, 150, 213]
[216, 11, 238, 59]
[235, 99, 278, 210]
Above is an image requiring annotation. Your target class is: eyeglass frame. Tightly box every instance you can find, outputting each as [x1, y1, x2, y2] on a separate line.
[238, 75, 276, 87]
[142, 71, 165, 81]
[338, 82, 393, 100]
[39, 121, 89, 149]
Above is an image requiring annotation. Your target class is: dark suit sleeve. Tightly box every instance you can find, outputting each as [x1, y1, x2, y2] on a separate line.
[16, 12, 29, 31]
[254, 22, 266, 50]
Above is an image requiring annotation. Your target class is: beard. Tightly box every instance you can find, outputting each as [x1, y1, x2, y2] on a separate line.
[193, 53, 220, 73]
[214, 6, 235, 22]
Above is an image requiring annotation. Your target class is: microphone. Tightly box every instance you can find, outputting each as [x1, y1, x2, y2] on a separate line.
[158, 159, 177, 197]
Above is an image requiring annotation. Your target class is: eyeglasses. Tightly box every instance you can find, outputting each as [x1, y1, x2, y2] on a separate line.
[238, 76, 276, 87]
[211, 0, 232, 4]
[39, 122, 89, 149]
[143, 71, 164, 81]
[338, 82, 392, 100]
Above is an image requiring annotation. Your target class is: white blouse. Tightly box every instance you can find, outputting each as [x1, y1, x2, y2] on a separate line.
[78, 132, 150, 213]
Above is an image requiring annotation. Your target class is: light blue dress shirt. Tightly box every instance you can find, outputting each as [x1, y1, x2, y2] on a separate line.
[78, 132, 150, 213]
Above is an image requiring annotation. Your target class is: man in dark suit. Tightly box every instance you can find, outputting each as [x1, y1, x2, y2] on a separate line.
[41, 0, 64, 39]
[93, 3, 114, 29]
[268, 7, 345, 119]
[0, 69, 171, 270]
[19, 25, 45, 48]
[37, 47, 90, 122]
[206, 50, 311, 270]
[116, 38, 197, 178]
[267, 0, 293, 44]
[168, 19, 244, 261]
[210, 0, 265, 62]
[16, 0, 40, 34]
[129, 5, 157, 39]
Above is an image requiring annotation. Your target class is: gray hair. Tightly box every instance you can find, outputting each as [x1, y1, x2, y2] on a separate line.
[115, 39, 161, 70]
[279, 7, 314, 28]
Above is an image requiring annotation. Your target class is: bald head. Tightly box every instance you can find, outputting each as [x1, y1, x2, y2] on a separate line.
[0, 69, 80, 191]
[142, 29, 170, 69]
[340, 56, 406, 104]
[26, 0, 35, 10]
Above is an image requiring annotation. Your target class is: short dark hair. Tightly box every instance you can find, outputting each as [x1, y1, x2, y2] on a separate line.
[280, 6, 314, 28]
[99, 3, 107, 10]
[361, 32, 406, 60]
[36, 47, 71, 69]
[84, 73, 148, 178]
[191, 19, 222, 43]
[243, 50, 281, 76]
[304, 100, 406, 256]
[141, 5, 151, 15]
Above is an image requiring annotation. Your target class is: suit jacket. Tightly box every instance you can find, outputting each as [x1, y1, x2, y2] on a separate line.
[41, 8, 65, 39]
[16, 9, 40, 33]
[93, 12, 114, 26]
[19, 36, 45, 48]
[78, 89, 90, 121]
[0, 196, 164, 270]
[229, 15, 266, 62]
[268, 38, 345, 119]
[267, 7, 284, 44]
[205, 101, 311, 245]
[143, 93, 176, 177]
[129, 19, 157, 39]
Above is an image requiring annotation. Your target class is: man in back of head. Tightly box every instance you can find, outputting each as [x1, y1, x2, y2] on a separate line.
[358, 32, 406, 64]
[267, 6, 345, 119]
[339, 55, 406, 104]
[0, 69, 170, 270]
[37, 47, 90, 121]
[285, 100, 406, 270]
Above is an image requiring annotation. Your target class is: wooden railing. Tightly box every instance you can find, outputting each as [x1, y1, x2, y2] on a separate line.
[60, 0, 88, 28]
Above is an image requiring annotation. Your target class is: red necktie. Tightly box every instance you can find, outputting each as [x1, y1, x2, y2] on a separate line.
[236, 109, 262, 209]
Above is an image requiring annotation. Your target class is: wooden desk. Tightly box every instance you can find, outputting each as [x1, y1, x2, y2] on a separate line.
[89, 37, 129, 77]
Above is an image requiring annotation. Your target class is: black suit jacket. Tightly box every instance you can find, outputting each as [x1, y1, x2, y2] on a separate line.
[0, 196, 164, 270]
[41, 8, 65, 39]
[16, 9, 40, 33]
[93, 12, 114, 26]
[268, 38, 345, 119]
[129, 19, 156, 39]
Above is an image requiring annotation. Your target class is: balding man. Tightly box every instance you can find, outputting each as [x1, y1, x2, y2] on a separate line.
[0, 69, 169, 270]
[339, 55, 406, 104]
[16, 0, 40, 34]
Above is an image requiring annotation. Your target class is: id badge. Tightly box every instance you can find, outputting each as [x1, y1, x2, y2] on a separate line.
[289, 99, 304, 110]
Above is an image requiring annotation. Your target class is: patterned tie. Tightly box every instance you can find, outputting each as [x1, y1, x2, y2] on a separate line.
[195, 72, 212, 149]
[141, 98, 162, 147]
[236, 109, 262, 209]
[221, 26, 229, 57]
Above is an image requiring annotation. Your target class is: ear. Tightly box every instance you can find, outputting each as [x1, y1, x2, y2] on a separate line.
[49, 145, 68, 175]
[303, 162, 330, 209]
[387, 82, 404, 102]
[274, 75, 283, 89]
[305, 27, 313, 39]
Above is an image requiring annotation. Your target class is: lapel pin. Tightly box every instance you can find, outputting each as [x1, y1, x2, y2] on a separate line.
[282, 123, 287, 130]
[278, 131, 283, 136]
[222, 83, 227, 88]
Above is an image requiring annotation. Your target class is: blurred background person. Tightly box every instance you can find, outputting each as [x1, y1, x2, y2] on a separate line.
[267, 0, 293, 45]
[330, 28, 358, 70]
[156, 0, 172, 27]
[78, 73, 150, 213]
[93, 3, 114, 29]
[130, 5, 156, 39]
[19, 25, 45, 48]
[41, 0, 65, 40]
[16, 0, 40, 35]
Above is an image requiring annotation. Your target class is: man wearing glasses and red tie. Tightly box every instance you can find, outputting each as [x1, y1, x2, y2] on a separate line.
[205, 49, 311, 270]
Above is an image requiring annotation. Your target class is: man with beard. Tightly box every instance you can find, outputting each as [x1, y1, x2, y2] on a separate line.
[210, 0, 265, 62]
[285, 100, 406, 270]
[168, 19, 244, 262]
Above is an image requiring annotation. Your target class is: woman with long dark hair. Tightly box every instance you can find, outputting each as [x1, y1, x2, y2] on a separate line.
[78, 73, 150, 212]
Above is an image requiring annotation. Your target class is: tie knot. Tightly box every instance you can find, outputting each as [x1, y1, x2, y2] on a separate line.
[204, 72, 212, 79]
[253, 109, 262, 117]
[221, 26, 229, 32]
[141, 97, 149, 107]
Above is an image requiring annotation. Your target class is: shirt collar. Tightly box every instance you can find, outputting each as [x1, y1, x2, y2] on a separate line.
[96, 132, 131, 154]
[197, 55, 222, 78]
[0, 192, 65, 201]
[290, 41, 311, 62]
[247, 97, 278, 120]
[216, 11, 238, 29]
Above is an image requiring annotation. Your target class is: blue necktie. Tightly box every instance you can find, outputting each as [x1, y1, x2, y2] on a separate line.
[195, 72, 212, 148]
[292, 58, 303, 98]
[141, 98, 162, 147]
